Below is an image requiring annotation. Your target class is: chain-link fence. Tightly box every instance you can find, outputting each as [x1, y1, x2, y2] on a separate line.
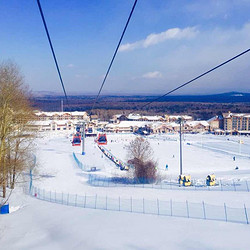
[88, 174, 250, 192]
[72, 152, 96, 171]
[29, 185, 249, 224]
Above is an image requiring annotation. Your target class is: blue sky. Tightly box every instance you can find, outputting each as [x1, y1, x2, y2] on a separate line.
[1, 0, 250, 95]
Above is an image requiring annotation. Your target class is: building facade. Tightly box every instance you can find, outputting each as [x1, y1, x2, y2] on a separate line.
[223, 112, 250, 134]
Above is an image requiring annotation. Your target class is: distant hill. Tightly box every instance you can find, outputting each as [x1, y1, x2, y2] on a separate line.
[33, 91, 250, 103]
[31, 92, 250, 120]
[143, 92, 250, 103]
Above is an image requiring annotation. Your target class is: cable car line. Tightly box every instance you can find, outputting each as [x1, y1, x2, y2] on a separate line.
[90, 0, 138, 114]
[139, 48, 250, 109]
[37, 0, 68, 100]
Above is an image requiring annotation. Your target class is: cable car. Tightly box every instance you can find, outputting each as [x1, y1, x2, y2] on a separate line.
[206, 174, 216, 186]
[96, 133, 107, 145]
[72, 133, 81, 146]
[178, 175, 192, 186]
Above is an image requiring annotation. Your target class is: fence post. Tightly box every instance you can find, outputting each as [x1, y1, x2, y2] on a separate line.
[67, 193, 69, 205]
[55, 191, 57, 202]
[130, 196, 132, 212]
[106, 196, 108, 210]
[75, 194, 78, 206]
[84, 193, 86, 208]
[50, 191, 51, 202]
[170, 199, 173, 216]
[186, 200, 189, 218]
[95, 194, 97, 209]
[170, 178, 172, 190]
[202, 201, 206, 219]
[224, 203, 228, 222]
[220, 180, 223, 191]
[143, 198, 145, 214]
[233, 179, 236, 192]
[246, 181, 249, 192]
[62, 192, 64, 204]
[43, 189, 45, 200]
[157, 199, 160, 215]
[244, 204, 249, 224]
[119, 196, 120, 211]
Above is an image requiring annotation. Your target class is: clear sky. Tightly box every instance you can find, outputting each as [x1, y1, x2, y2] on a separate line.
[1, 0, 250, 95]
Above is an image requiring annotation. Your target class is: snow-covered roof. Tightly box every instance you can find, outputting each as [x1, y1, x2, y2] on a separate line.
[29, 121, 51, 126]
[207, 116, 218, 122]
[126, 113, 164, 121]
[105, 121, 152, 128]
[127, 114, 141, 120]
[142, 115, 164, 121]
[29, 120, 75, 126]
[168, 115, 192, 120]
[35, 111, 88, 117]
[223, 112, 250, 118]
[186, 121, 209, 127]
[51, 120, 71, 125]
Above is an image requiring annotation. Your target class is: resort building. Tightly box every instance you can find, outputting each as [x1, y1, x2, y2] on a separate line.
[223, 112, 250, 134]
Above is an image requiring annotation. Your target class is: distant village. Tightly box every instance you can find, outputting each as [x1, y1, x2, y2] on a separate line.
[29, 111, 250, 136]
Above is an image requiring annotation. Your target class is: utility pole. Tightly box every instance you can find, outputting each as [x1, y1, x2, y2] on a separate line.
[61, 99, 63, 112]
[178, 118, 183, 175]
[81, 121, 85, 155]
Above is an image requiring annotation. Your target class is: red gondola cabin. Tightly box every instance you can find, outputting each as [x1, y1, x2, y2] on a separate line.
[96, 133, 107, 145]
[72, 133, 81, 146]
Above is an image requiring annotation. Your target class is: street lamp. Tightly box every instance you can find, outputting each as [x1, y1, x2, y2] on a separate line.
[177, 117, 183, 176]
[80, 121, 86, 155]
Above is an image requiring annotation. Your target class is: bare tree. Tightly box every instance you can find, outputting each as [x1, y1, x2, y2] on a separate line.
[0, 61, 35, 201]
[127, 137, 157, 183]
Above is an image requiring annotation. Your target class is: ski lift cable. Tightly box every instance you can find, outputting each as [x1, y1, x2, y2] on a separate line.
[90, 0, 138, 114]
[139, 48, 250, 109]
[37, 0, 68, 100]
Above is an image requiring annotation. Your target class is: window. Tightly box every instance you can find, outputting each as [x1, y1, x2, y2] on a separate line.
[242, 117, 247, 130]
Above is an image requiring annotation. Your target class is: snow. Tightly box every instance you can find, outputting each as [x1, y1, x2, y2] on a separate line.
[1, 131, 250, 249]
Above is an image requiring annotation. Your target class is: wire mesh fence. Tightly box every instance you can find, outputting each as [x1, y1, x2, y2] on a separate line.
[29, 185, 249, 225]
[72, 152, 96, 171]
[87, 174, 250, 192]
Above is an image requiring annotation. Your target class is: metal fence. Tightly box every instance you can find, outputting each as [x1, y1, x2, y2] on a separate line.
[72, 152, 96, 172]
[88, 174, 250, 192]
[29, 185, 249, 225]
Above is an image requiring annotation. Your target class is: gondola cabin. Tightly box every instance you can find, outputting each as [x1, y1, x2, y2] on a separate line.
[96, 133, 107, 145]
[72, 133, 81, 146]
